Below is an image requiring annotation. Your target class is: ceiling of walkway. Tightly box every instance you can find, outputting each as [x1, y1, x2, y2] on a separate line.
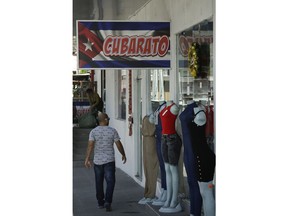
[73, 0, 150, 36]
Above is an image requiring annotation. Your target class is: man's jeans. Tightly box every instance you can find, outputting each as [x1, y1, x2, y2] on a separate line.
[93, 161, 116, 206]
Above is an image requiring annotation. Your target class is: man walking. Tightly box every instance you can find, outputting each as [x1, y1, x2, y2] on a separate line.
[85, 112, 127, 212]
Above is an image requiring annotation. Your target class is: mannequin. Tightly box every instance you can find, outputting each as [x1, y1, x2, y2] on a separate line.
[179, 100, 215, 216]
[191, 103, 215, 216]
[175, 107, 189, 198]
[179, 100, 202, 216]
[151, 101, 168, 206]
[138, 112, 159, 204]
[159, 100, 182, 213]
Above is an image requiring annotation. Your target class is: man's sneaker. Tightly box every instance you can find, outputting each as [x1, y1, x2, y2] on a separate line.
[105, 203, 112, 212]
[97, 205, 104, 209]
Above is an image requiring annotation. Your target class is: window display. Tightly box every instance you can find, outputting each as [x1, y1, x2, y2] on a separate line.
[176, 19, 215, 215]
[177, 19, 214, 107]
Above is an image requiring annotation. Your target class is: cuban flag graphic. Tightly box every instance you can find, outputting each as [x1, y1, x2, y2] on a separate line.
[77, 21, 170, 69]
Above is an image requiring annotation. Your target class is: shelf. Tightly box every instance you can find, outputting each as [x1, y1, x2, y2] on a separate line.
[181, 92, 208, 95]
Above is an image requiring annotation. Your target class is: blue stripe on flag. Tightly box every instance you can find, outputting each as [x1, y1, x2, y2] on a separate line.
[80, 60, 170, 69]
[80, 21, 170, 31]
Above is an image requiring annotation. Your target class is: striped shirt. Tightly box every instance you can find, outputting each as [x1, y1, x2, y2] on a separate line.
[89, 126, 120, 165]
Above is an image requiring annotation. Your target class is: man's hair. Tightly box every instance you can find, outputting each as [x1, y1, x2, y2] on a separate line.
[97, 112, 108, 122]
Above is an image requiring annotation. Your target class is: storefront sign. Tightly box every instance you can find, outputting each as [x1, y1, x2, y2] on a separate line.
[77, 21, 170, 69]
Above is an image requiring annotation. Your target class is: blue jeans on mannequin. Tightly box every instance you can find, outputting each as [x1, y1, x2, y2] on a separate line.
[183, 148, 202, 216]
[93, 161, 116, 206]
[155, 126, 167, 190]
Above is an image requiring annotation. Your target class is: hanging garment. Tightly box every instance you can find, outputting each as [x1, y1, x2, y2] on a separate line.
[205, 105, 214, 136]
[205, 105, 215, 153]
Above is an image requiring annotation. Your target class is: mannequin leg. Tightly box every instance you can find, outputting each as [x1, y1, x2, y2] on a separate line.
[138, 138, 149, 204]
[159, 135, 182, 213]
[146, 137, 158, 199]
[177, 146, 185, 195]
[152, 134, 167, 206]
[159, 163, 182, 213]
[142, 136, 158, 199]
[170, 164, 179, 208]
[156, 133, 167, 190]
[163, 163, 172, 207]
[198, 181, 215, 216]
[152, 188, 167, 206]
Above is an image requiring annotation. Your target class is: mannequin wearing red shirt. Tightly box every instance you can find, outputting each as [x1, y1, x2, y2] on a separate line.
[159, 100, 182, 213]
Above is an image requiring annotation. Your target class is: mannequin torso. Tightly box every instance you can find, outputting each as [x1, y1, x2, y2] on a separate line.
[166, 100, 179, 115]
[160, 101, 179, 135]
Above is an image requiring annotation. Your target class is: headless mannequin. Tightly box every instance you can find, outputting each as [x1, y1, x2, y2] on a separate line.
[181, 100, 215, 216]
[159, 100, 182, 213]
[138, 106, 159, 204]
[193, 104, 215, 216]
[179, 100, 202, 216]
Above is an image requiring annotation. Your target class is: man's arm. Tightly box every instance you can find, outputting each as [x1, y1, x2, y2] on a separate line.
[84, 140, 94, 168]
[115, 140, 127, 164]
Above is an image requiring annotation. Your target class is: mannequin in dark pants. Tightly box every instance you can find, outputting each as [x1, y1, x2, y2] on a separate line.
[151, 101, 167, 206]
[179, 101, 202, 216]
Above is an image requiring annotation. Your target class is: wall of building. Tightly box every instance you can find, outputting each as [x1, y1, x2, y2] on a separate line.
[102, 0, 214, 187]
[104, 69, 137, 177]
[129, 0, 213, 101]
